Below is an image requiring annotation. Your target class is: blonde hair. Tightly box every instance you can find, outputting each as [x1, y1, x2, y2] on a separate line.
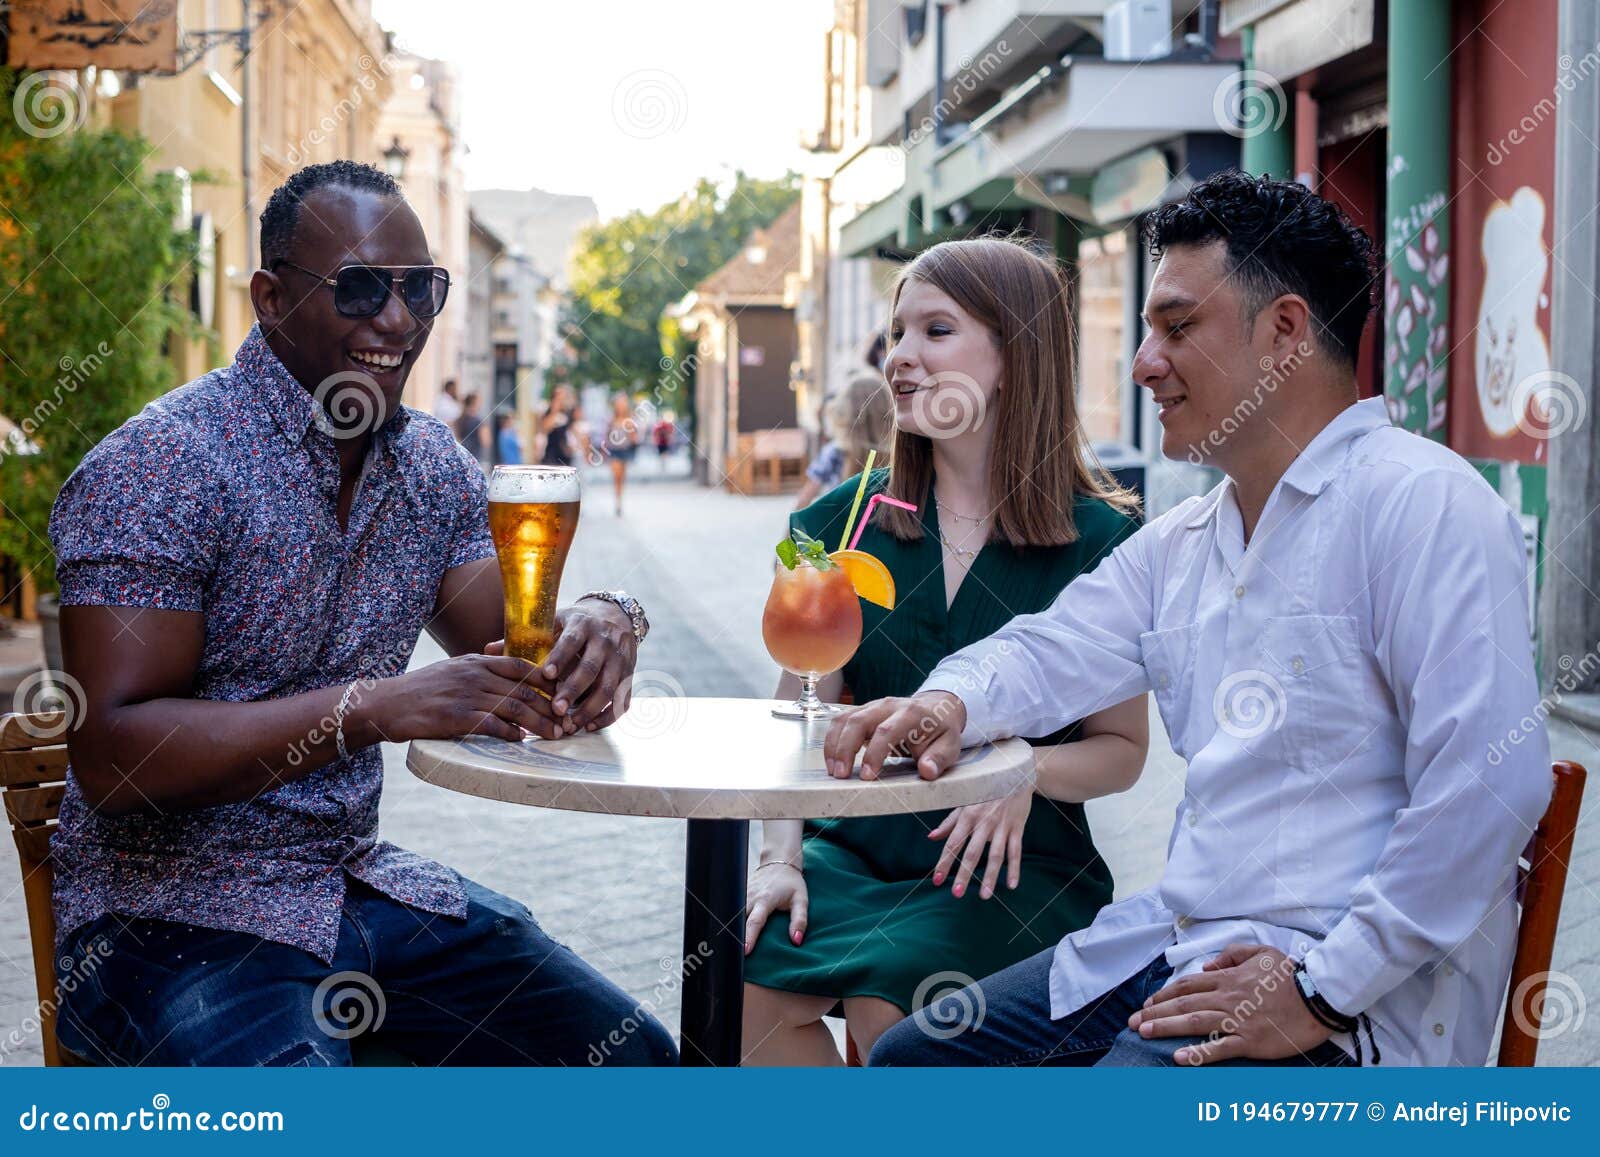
[877, 236, 1138, 544]
[828, 373, 895, 479]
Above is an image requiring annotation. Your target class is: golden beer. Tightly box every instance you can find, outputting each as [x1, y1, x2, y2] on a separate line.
[488, 466, 581, 667]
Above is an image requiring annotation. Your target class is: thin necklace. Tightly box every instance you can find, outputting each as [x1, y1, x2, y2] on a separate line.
[936, 496, 989, 523]
[937, 527, 984, 564]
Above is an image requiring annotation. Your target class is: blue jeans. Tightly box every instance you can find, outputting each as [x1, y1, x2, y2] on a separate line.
[54, 877, 678, 1067]
[870, 948, 1354, 1067]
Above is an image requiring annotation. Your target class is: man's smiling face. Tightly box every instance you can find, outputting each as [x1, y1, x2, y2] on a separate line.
[1131, 240, 1282, 467]
[257, 185, 435, 431]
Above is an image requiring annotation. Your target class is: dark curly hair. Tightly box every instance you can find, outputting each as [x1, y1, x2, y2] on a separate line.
[1142, 170, 1377, 367]
[258, 160, 401, 269]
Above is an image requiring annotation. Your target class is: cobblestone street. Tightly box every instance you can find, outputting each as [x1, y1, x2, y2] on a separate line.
[4, 470, 1600, 1065]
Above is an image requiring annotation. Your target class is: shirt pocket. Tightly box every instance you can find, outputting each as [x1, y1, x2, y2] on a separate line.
[1247, 613, 1363, 773]
[1140, 621, 1199, 759]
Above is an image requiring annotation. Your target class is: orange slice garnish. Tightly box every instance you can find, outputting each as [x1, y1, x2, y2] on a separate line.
[829, 550, 895, 610]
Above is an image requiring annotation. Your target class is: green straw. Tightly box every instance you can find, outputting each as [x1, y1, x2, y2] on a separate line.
[837, 450, 878, 552]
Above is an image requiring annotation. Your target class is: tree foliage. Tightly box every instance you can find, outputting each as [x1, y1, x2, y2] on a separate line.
[561, 171, 799, 400]
[0, 70, 199, 594]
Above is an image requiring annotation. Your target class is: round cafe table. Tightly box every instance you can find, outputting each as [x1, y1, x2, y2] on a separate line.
[406, 696, 1034, 1067]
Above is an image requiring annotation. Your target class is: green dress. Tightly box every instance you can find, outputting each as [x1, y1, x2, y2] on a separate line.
[744, 468, 1140, 1014]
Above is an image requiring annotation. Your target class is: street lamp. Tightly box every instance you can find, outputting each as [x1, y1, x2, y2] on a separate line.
[382, 136, 410, 181]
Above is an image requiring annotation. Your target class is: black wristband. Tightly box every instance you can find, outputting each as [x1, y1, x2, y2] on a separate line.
[1292, 960, 1358, 1033]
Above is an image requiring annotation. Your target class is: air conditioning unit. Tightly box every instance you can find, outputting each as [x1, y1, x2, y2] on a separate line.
[1104, 0, 1174, 62]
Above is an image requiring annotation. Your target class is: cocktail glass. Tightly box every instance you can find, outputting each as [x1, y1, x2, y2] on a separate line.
[762, 557, 863, 720]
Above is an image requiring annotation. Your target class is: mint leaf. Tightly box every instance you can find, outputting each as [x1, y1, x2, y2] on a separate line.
[780, 528, 835, 570]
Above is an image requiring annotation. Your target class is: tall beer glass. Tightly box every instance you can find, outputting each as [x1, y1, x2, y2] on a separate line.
[489, 465, 581, 668]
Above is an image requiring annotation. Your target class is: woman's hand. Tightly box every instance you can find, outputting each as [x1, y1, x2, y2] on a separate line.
[744, 862, 809, 954]
[928, 786, 1034, 899]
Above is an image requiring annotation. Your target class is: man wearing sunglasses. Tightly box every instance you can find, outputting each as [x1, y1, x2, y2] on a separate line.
[45, 161, 674, 1067]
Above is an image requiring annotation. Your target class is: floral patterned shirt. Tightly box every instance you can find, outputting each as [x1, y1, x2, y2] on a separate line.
[48, 325, 493, 962]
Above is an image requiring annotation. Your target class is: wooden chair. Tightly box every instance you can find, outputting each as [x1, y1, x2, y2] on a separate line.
[1498, 759, 1587, 1066]
[1, 710, 71, 1066]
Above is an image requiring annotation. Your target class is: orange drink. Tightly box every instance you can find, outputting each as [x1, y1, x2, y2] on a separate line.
[764, 561, 862, 675]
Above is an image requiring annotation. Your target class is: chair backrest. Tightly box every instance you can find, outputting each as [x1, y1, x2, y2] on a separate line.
[1498, 760, 1587, 1066]
[1, 710, 68, 1067]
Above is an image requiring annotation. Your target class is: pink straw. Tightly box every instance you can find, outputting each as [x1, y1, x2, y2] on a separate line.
[847, 495, 918, 551]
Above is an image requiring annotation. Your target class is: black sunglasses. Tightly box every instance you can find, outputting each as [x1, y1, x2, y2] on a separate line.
[274, 260, 452, 319]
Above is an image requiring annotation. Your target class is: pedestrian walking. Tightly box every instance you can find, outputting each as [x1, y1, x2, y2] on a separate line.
[539, 385, 587, 467]
[494, 411, 522, 465]
[432, 377, 462, 428]
[604, 393, 640, 516]
[455, 392, 489, 467]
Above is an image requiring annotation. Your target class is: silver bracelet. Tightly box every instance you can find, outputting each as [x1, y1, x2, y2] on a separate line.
[755, 858, 798, 872]
[334, 680, 360, 762]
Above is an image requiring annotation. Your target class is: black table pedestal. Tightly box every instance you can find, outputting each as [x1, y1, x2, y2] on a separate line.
[678, 817, 749, 1066]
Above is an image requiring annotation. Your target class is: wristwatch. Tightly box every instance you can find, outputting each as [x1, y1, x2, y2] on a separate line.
[580, 589, 650, 645]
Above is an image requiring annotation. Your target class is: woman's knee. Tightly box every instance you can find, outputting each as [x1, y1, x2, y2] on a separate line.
[843, 995, 906, 1056]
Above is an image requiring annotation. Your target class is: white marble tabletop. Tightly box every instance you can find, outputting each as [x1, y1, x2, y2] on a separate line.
[406, 697, 1035, 821]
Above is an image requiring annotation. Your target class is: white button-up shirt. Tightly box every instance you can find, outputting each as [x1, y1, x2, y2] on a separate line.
[921, 399, 1551, 1065]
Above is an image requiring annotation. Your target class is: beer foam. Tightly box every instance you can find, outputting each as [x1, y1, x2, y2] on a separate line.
[489, 467, 581, 503]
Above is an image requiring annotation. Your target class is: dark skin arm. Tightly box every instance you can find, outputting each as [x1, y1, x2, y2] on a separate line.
[65, 561, 641, 818]
[61, 603, 552, 818]
[426, 556, 640, 732]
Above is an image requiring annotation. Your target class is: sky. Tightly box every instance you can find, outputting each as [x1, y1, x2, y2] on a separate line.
[372, 0, 833, 220]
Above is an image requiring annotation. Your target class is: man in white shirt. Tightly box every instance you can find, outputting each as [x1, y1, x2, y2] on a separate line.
[432, 376, 462, 427]
[828, 172, 1552, 1067]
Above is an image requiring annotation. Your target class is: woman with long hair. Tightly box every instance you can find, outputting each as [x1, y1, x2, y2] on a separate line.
[538, 384, 587, 467]
[742, 236, 1149, 1064]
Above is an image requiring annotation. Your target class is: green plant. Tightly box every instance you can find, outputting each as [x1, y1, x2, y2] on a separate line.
[560, 171, 799, 399]
[0, 69, 199, 595]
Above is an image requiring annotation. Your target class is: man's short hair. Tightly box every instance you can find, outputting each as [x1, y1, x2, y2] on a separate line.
[1142, 170, 1377, 367]
[259, 160, 402, 270]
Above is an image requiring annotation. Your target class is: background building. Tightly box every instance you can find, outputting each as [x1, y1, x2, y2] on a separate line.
[675, 202, 806, 491]
[96, 0, 394, 382]
[374, 49, 468, 415]
[468, 186, 598, 292]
